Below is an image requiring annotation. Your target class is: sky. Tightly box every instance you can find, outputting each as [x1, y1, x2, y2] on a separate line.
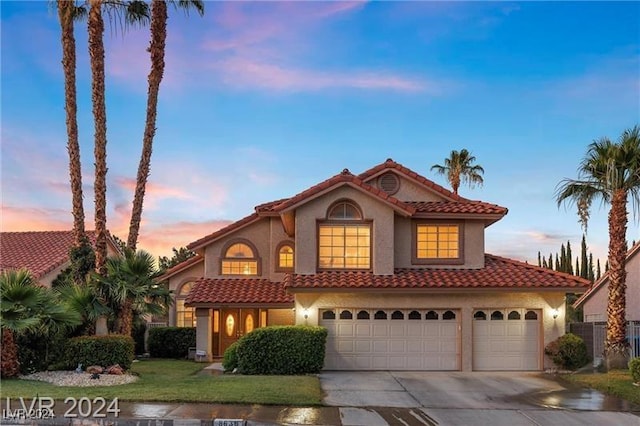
[1, 1, 639, 265]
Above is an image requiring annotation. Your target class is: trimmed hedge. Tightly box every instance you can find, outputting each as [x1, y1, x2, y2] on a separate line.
[544, 333, 589, 370]
[148, 327, 196, 358]
[234, 326, 327, 375]
[222, 342, 239, 372]
[17, 330, 67, 374]
[63, 335, 134, 370]
[630, 357, 640, 383]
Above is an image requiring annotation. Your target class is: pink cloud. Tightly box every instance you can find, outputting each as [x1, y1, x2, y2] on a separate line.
[210, 57, 430, 93]
[114, 177, 191, 200]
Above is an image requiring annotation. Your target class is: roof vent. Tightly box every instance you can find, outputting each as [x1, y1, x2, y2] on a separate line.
[378, 172, 400, 195]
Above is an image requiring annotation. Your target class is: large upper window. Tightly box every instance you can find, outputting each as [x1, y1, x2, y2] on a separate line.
[176, 282, 195, 328]
[276, 242, 294, 271]
[415, 223, 461, 261]
[221, 241, 258, 275]
[319, 201, 371, 270]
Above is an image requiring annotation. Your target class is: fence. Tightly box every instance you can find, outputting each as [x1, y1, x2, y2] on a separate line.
[570, 321, 640, 365]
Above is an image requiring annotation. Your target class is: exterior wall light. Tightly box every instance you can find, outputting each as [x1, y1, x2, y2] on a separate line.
[551, 308, 559, 319]
[303, 308, 310, 320]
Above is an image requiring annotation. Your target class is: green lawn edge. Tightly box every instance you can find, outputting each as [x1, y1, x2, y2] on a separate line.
[559, 369, 640, 405]
[0, 359, 324, 406]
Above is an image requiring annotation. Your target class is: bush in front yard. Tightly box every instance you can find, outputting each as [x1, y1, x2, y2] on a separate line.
[235, 326, 327, 375]
[222, 342, 239, 372]
[148, 327, 196, 358]
[545, 333, 590, 370]
[629, 357, 640, 383]
[63, 335, 134, 370]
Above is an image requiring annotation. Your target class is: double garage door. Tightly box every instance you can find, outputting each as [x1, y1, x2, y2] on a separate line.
[320, 307, 541, 371]
[320, 308, 460, 370]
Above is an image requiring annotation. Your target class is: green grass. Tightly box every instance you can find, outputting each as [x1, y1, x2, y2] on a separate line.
[0, 359, 323, 405]
[563, 369, 640, 405]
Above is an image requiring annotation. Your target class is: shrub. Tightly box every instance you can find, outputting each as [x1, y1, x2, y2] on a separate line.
[235, 326, 327, 375]
[544, 333, 589, 370]
[132, 319, 147, 355]
[630, 357, 640, 383]
[222, 342, 239, 372]
[147, 327, 196, 358]
[63, 335, 134, 370]
[17, 330, 67, 374]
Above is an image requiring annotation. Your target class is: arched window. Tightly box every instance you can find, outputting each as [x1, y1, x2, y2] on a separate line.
[426, 310, 439, 320]
[319, 200, 371, 270]
[474, 311, 486, 320]
[491, 310, 504, 320]
[276, 242, 294, 271]
[391, 310, 404, 320]
[374, 310, 387, 320]
[408, 311, 421, 320]
[443, 310, 456, 320]
[221, 241, 259, 275]
[339, 310, 353, 320]
[176, 281, 196, 328]
[357, 310, 370, 320]
[525, 310, 538, 320]
[508, 310, 521, 320]
[322, 310, 336, 320]
[327, 201, 363, 220]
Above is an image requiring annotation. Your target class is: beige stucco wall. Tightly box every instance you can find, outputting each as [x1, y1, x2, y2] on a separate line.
[294, 291, 566, 371]
[267, 308, 295, 326]
[166, 261, 204, 326]
[394, 217, 485, 269]
[294, 186, 396, 275]
[583, 252, 640, 322]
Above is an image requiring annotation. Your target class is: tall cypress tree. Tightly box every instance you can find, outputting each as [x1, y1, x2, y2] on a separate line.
[555, 254, 560, 271]
[575, 256, 579, 276]
[566, 241, 573, 274]
[537, 251, 542, 267]
[588, 253, 595, 282]
[560, 244, 567, 272]
[596, 258, 602, 280]
[580, 235, 589, 279]
[548, 253, 554, 270]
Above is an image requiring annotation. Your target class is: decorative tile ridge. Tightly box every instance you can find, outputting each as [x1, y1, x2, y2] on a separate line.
[485, 254, 591, 285]
[187, 213, 260, 251]
[357, 158, 469, 202]
[271, 169, 416, 215]
[157, 255, 203, 281]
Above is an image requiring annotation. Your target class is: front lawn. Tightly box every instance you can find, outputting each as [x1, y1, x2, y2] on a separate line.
[0, 359, 323, 406]
[562, 369, 640, 405]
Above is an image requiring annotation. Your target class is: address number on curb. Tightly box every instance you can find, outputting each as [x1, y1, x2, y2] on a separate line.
[213, 419, 245, 426]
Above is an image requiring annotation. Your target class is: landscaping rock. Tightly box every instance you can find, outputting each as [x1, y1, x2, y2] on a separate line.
[106, 364, 124, 375]
[86, 365, 104, 374]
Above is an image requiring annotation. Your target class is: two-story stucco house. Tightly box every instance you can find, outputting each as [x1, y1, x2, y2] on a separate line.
[162, 159, 589, 371]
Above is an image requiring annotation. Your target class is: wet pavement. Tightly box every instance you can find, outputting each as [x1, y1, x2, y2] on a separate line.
[2, 371, 639, 425]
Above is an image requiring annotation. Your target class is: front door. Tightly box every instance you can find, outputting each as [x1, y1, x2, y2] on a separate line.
[219, 308, 259, 355]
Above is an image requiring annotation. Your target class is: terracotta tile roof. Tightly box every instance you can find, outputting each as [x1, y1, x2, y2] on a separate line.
[0, 230, 99, 280]
[271, 168, 416, 215]
[284, 254, 590, 291]
[158, 255, 203, 281]
[358, 158, 467, 202]
[185, 278, 294, 305]
[408, 201, 508, 215]
[255, 198, 289, 214]
[187, 213, 260, 251]
[573, 241, 640, 308]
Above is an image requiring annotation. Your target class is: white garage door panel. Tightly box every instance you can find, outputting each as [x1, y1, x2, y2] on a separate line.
[473, 308, 541, 371]
[321, 308, 460, 371]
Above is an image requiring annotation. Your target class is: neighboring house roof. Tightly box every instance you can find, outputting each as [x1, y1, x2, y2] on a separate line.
[573, 241, 640, 308]
[157, 255, 204, 281]
[0, 230, 115, 280]
[408, 201, 508, 216]
[284, 254, 590, 292]
[185, 278, 293, 305]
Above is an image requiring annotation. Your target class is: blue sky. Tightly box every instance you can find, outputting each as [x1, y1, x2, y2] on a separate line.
[1, 1, 639, 262]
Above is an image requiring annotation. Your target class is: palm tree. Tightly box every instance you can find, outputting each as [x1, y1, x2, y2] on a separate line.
[94, 249, 171, 336]
[431, 149, 485, 195]
[1, 269, 82, 377]
[86, 0, 149, 273]
[127, 0, 204, 250]
[58, 0, 87, 249]
[556, 125, 640, 369]
[55, 281, 110, 336]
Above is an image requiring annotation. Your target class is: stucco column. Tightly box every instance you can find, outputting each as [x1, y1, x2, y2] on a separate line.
[195, 308, 212, 362]
[461, 306, 473, 372]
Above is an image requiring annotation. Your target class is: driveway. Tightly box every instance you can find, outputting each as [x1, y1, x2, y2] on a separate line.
[320, 371, 640, 426]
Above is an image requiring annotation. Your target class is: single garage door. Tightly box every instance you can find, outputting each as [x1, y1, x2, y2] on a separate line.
[473, 308, 541, 371]
[320, 308, 460, 370]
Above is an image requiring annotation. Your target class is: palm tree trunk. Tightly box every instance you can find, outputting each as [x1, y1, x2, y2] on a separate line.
[117, 299, 134, 336]
[88, 0, 108, 275]
[58, 0, 85, 248]
[1, 329, 20, 378]
[605, 189, 628, 369]
[127, 0, 167, 251]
